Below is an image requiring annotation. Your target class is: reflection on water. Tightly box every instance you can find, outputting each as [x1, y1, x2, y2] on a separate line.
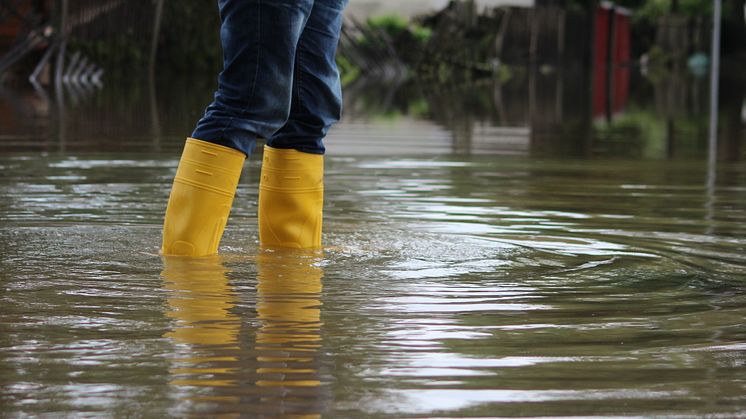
[254, 251, 328, 418]
[1, 151, 746, 416]
[1, 64, 743, 159]
[161, 252, 326, 416]
[255, 251, 324, 388]
[163, 256, 240, 391]
[1, 57, 746, 415]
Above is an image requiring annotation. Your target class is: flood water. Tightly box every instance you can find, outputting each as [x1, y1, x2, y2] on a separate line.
[1, 67, 746, 417]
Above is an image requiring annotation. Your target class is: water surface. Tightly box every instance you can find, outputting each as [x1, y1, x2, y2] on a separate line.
[2, 149, 746, 417]
[2, 63, 746, 416]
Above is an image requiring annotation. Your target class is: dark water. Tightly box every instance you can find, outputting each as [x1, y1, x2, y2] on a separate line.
[1, 67, 746, 417]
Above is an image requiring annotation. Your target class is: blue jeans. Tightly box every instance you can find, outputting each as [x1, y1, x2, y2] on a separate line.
[192, 0, 348, 156]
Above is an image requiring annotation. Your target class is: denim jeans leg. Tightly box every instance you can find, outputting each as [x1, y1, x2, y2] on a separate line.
[266, 0, 348, 155]
[192, 0, 315, 156]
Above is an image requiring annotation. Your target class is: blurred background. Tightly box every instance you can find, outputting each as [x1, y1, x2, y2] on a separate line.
[0, 0, 744, 159]
[2, 3, 746, 417]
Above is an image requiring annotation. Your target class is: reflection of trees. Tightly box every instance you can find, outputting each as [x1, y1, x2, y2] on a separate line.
[344, 66, 595, 157]
[2, 59, 741, 159]
[344, 60, 744, 160]
[595, 67, 742, 160]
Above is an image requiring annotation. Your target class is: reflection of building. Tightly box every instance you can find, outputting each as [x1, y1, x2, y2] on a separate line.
[328, 84, 531, 156]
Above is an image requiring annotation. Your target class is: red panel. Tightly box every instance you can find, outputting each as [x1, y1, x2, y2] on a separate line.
[594, 4, 632, 118]
[612, 13, 631, 113]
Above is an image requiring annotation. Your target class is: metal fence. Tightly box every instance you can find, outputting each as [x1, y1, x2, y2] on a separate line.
[1, 0, 164, 86]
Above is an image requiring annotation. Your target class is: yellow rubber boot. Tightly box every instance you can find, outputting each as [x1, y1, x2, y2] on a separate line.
[258, 146, 324, 249]
[162, 138, 245, 257]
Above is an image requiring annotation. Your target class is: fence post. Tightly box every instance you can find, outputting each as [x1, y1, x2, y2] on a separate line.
[705, 0, 722, 232]
[149, 0, 165, 78]
[54, 0, 69, 88]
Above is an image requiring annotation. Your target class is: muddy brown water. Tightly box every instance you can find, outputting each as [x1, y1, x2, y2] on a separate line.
[1, 71, 746, 417]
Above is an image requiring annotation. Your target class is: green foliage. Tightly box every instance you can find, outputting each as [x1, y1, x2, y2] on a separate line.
[594, 105, 665, 158]
[645, 45, 669, 71]
[367, 14, 410, 38]
[358, 13, 432, 54]
[633, 0, 711, 23]
[407, 97, 430, 117]
[69, 36, 146, 79]
[336, 55, 361, 86]
[496, 65, 512, 83]
[411, 25, 433, 44]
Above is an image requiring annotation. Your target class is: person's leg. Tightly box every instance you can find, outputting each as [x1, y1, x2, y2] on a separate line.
[258, 0, 348, 249]
[193, 0, 316, 156]
[266, 0, 348, 155]
[163, 0, 315, 257]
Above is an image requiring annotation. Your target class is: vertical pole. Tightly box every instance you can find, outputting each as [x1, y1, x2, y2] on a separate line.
[54, 0, 68, 88]
[149, 0, 165, 150]
[149, 0, 165, 78]
[54, 0, 69, 153]
[705, 0, 722, 232]
[708, 0, 721, 163]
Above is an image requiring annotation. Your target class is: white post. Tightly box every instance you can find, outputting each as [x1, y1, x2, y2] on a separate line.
[708, 0, 721, 165]
[705, 0, 721, 231]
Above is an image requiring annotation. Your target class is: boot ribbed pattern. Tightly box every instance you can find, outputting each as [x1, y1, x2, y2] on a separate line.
[162, 138, 245, 256]
[258, 146, 324, 249]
